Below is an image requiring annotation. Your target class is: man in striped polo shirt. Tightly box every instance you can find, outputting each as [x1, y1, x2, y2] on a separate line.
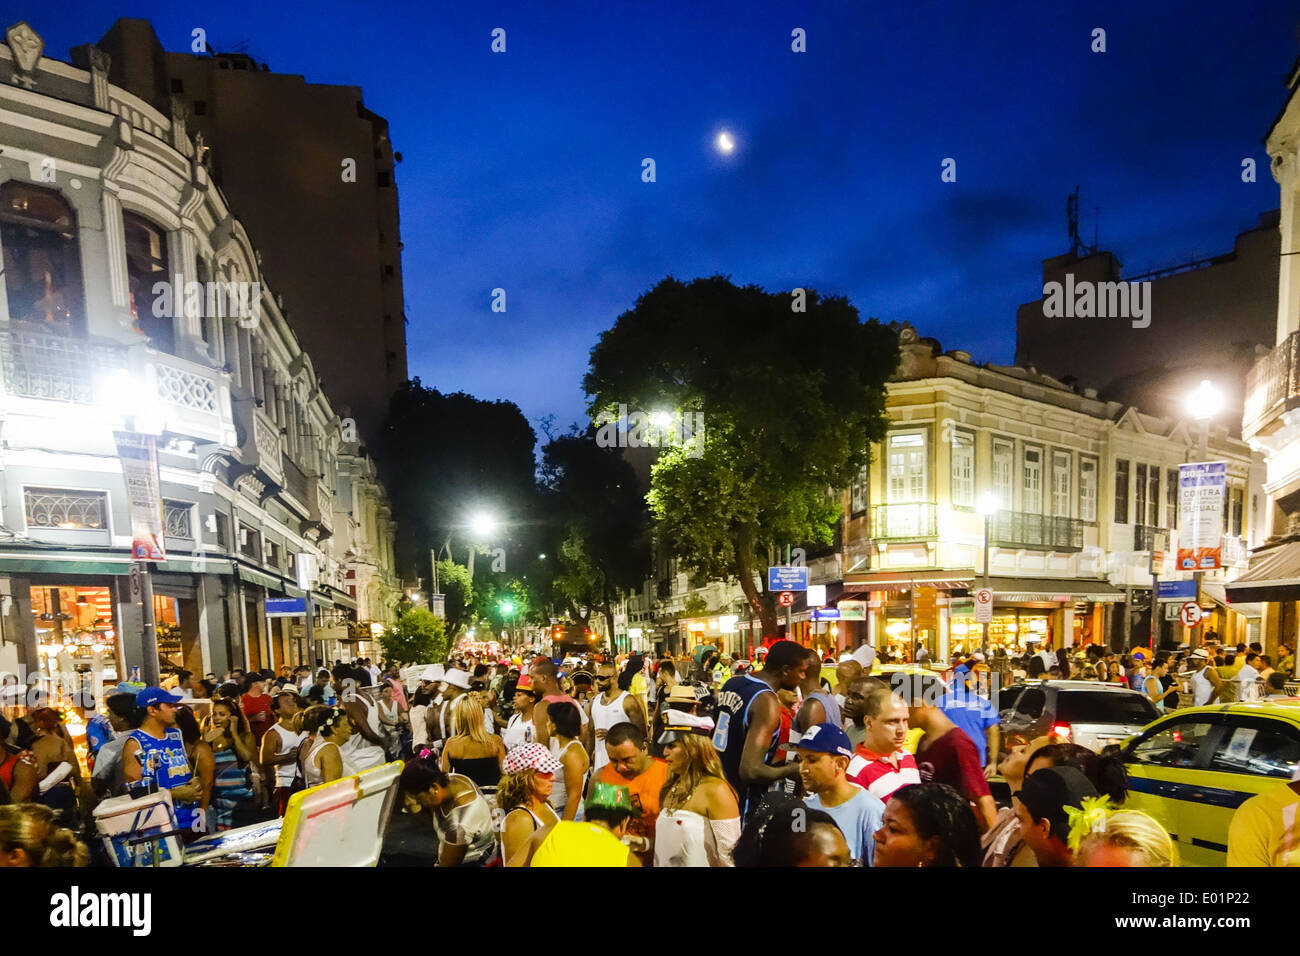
[845, 685, 920, 803]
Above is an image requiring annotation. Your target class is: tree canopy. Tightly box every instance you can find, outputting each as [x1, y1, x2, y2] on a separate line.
[585, 276, 898, 636]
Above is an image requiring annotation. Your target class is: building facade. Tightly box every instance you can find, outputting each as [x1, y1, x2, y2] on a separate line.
[840, 326, 1261, 663]
[1233, 56, 1300, 651]
[0, 23, 398, 700]
[96, 18, 409, 455]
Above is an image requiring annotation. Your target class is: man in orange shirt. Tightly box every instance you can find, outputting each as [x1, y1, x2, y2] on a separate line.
[590, 721, 667, 864]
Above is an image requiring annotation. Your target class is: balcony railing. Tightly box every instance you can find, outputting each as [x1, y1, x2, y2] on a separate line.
[871, 502, 938, 540]
[0, 328, 125, 403]
[1244, 330, 1300, 435]
[989, 511, 1084, 551]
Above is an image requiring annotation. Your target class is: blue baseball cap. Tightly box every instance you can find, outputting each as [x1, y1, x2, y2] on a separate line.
[794, 722, 853, 758]
[136, 686, 183, 709]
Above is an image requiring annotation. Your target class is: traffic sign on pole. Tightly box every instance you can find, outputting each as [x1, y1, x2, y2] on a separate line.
[1179, 602, 1202, 628]
[768, 566, 809, 591]
[974, 587, 993, 624]
[778, 591, 794, 607]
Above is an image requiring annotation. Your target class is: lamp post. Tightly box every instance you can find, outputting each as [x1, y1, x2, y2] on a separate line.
[976, 492, 999, 658]
[1185, 380, 1224, 651]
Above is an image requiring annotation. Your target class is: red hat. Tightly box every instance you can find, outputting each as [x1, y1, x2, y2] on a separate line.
[515, 674, 534, 691]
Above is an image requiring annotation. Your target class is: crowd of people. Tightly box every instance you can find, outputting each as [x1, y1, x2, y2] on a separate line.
[1, 634, 1295, 868]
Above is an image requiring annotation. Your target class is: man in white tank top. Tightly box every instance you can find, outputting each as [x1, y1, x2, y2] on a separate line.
[260, 687, 305, 815]
[588, 661, 647, 771]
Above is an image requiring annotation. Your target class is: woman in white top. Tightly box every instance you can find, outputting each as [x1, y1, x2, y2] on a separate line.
[653, 726, 740, 867]
[545, 700, 589, 821]
[259, 688, 305, 814]
[297, 706, 353, 787]
[497, 743, 563, 865]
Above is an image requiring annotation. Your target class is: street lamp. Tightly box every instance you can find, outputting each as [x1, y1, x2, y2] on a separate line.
[469, 512, 498, 539]
[1186, 379, 1223, 460]
[976, 492, 999, 658]
[1184, 380, 1223, 651]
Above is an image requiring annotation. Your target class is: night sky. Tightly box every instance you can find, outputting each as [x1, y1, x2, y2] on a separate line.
[33, 2, 1300, 434]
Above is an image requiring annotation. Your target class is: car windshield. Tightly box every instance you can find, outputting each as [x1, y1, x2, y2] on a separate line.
[1056, 691, 1157, 724]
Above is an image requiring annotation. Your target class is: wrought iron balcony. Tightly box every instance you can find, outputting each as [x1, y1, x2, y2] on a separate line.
[0, 328, 125, 404]
[988, 511, 1084, 551]
[871, 502, 938, 540]
[1244, 330, 1300, 438]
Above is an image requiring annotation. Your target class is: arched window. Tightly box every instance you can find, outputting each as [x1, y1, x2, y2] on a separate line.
[0, 182, 85, 332]
[123, 211, 173, 355]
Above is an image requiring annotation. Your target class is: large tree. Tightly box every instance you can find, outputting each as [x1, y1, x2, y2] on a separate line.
[540, 432, 651, 642]
[584, 276, 898, 637]
[381, 380, 540, 593]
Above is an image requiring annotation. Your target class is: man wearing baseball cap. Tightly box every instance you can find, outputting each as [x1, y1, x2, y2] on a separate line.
[121, 687, 204, 834]
[1014, 765, 1099, 866]
[797, 722, 885, 865]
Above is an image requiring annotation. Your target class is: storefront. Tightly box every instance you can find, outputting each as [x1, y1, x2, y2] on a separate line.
[30, 581, 121, 694]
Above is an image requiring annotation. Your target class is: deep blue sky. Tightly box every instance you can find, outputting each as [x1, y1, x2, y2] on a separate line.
[32, 2, 1300, 433]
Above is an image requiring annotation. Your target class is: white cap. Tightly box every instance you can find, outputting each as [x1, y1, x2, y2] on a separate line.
[972, 652, 986, 662]
[442, 667, 472, 690]
[422, 664, 445, 683]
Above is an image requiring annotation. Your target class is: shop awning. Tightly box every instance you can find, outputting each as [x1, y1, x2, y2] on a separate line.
[156, 555, 234, 576]
[236, 564, 285, 591]
[311, 591, 334, 609]
[844, 570, 973, 591]
[986, 577, 1123, 604]
[0, 553, 133, 575]
[329, 590, 358, 611]
[844, 569, 1121, 603]
[1224, 542, 1300, 603]
[1202, 581, 1264, 619]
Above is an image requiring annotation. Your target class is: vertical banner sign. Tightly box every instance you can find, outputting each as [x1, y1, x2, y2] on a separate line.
[1177, 462, 1226, 571]
[113, 431, 165, 561]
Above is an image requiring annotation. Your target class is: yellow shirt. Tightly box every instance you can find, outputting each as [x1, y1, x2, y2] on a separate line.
[532, 821, 630, 867]
[904, 727, 925, 755]
[1227, 783, 1300, 867]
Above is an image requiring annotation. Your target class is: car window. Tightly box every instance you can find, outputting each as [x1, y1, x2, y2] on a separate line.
[1014, 689, 1045, 719]
[999, 687, 1024, 712]
[1205, 720, 1300, 779]
[1128, 720, 1216, 769]
[1055, 691, 1158, 725]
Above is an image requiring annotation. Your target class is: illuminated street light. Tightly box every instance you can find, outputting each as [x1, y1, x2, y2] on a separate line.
[976, 492, 999, 517]
[1186, 380, 1223, 421]
[469, 511, 498, 538]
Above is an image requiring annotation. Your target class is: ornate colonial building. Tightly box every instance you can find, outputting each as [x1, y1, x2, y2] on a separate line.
[0, 22, 398, 696]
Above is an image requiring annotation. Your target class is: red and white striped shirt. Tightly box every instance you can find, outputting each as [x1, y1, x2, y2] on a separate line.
[846, 747, 922, 803]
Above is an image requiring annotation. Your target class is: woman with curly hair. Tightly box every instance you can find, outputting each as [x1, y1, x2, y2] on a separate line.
[0, 803, 88, 867]
[296, 705, 353, 786]
[496, 743, 561, 865]
[201, 697, 257, 830]
[731, 794, 851, 867]
[873, 783, 982, 867]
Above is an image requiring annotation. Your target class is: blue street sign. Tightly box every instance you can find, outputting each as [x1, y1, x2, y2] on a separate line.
[1155, 580, 1197, 602]
[812, 608, 840, 620]
[266, 597, 307, 616]
[768, 566, 809, 591]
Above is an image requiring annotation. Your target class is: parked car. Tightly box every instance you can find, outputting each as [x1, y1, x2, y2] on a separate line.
[1121, 699, 1300, 866]
[998, 680, 1158, 756]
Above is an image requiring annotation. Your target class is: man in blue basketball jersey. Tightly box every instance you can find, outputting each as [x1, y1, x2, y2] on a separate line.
[713, 639, 807, 818]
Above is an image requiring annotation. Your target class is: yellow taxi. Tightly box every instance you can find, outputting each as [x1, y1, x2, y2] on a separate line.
[1120, 699, 1300, 866]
